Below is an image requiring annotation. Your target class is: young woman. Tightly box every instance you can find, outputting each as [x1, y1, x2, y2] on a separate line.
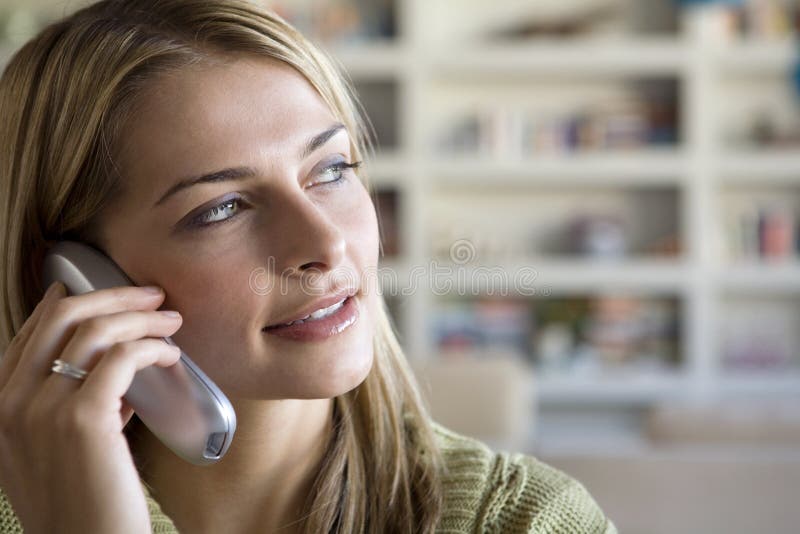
[0, 1, 616, 532]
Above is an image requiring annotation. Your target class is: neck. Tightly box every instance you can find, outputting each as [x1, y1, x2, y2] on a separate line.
[131, 397, 334, 534]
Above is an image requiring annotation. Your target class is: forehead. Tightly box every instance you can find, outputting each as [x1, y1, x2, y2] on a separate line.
[112, 55, 340, 201]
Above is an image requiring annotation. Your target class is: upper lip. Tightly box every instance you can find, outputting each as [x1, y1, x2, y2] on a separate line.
[264, 288, 357, 328]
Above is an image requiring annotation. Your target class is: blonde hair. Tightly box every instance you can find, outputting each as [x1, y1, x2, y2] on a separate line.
[0, 1, 443, 532]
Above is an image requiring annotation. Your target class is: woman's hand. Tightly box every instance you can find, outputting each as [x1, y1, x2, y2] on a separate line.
[0, 281, 183, 534]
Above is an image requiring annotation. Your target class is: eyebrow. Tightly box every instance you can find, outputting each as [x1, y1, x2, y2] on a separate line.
[152, 122, 347, 208]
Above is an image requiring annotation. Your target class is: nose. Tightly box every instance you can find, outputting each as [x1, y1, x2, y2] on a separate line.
[268, 188, 347, 279]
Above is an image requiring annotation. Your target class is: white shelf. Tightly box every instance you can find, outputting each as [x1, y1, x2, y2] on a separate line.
[430, 38, 688, 78]
[712, 38, 798, 75]
[534, 432, 653, 458]
[364, 151, 411, 186]
[718, 150, 800, 183]
[423, 258, 689, 294]
[717, 263, 800, 293]
[430, 149, 687, 186]
[536, 437, 800, 460]
[0, 44, 16, 69]
[536, 372, 687, 404]
[718, 373, 800, 396]
[327, 39, 408, 78]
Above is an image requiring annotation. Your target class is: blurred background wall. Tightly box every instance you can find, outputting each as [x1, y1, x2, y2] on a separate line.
[2, 0, 800, 532]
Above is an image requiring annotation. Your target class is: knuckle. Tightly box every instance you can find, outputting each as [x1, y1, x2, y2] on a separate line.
[49, 297, 76, 324]
[54, 401, 95, 435]
[1, 345, 19, 367]
[116, 286, 155, 308]
[75, 316, 111, 341]
[112, 287, 135, 306]
[19, 398, 48, 438]
[5, 332, 22, 352]
[103, 343, 139, 373]
[106, 341, 134, 362]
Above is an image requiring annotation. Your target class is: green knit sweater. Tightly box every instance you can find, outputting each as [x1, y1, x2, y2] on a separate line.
[0, 422, 616, 533]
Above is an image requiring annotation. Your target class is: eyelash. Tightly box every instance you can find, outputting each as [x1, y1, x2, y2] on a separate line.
[187, 160, 363, 230]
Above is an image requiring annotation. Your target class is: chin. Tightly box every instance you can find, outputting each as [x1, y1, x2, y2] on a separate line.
[221, 344, 375, 400]
[295, 347, 375, 399]
[259, 295, 377, 399]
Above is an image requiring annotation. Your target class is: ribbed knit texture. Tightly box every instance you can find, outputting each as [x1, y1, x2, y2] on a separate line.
[0, 422, 616, 533]
[432, 423, 616, 533]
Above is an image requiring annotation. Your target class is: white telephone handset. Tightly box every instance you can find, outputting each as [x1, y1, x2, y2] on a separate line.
[41, 240, 236, 465]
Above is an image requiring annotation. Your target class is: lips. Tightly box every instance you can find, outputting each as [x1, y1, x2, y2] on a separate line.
[261, 294, 359, 342]
[263, 288, 357, 329]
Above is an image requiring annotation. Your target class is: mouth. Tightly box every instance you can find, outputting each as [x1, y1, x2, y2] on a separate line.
[261, 294, 359, 342]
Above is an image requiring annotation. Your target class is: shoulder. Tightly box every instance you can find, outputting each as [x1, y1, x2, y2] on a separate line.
[431, 422, 617, 534]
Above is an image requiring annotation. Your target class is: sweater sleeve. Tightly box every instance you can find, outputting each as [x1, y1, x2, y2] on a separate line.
[0, 486, 23, 534]
[433, 422, 617, 534]
[140, 480, 180, 533]
[0, 482, 178, 534]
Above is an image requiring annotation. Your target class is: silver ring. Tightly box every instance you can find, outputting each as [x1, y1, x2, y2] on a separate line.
[50, 359, 88, 381]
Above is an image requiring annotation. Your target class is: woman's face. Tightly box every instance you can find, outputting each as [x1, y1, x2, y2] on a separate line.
[95, 55, 380, 400]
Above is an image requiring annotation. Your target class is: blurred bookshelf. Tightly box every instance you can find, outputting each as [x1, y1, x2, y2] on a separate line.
[3, 0, 800, 457]
[304, 0, 800, 457]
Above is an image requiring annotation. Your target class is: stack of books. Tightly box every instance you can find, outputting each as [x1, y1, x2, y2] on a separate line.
[695, 0, 800, 40]
[432, 295, 681, 375]
[726, 204, 799, 262]
[265, 0, 396, 45]
[437, 87, 678, 158]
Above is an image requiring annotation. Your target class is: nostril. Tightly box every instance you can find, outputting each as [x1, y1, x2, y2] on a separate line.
[298, 261, 325, 271]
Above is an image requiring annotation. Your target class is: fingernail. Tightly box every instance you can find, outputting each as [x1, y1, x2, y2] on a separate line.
[161, 310, 181, 318]
[142, 286, 164, 295]
[45, 281, 63, 297]
[44, 282, 56, 295]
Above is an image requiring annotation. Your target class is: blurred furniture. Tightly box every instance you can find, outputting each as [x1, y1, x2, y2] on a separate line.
[411, 351, 535, 453]
[544, 399, 800, 534]
[545, 449, 800, 534]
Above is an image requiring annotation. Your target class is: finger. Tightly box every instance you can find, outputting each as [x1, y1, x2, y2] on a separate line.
[75, 338, 182, 416]
[5, 286, 167, 399]
[0, 281, 66, 389]
[42, 309, 182, 399]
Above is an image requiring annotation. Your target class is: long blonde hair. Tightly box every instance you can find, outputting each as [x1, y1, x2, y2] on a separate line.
[0, 1, 443, 532]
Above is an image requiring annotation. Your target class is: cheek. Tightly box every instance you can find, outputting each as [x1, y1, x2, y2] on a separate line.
[159, 255, 256, 329]
[342, 183, 380, 262]
[354, 190, 381, 326]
